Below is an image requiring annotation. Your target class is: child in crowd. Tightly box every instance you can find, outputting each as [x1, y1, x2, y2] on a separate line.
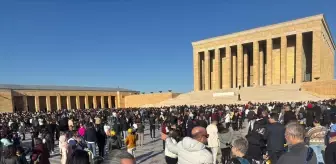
[125, 128, 136, 157]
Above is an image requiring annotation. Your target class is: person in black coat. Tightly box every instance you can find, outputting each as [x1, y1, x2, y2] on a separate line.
[59, 115, 69, 132]
[186, 117, 194, 137]
[306, 107, 315, 127]
[84, 123, 97, 157]
[196, 116, 208, 128]
[96, 123, 106, 157]
[325, 132, 336, 164]
[283, 107, 296, 125]
[149, 114, 156, 139]
[246, 111, 268, 161]
[313, 103, 322, 122]
[119, 116, 129, 140]
[265, 113, 285, 164]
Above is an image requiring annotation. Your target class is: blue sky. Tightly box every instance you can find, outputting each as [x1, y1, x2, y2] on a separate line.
[0, 0, 335, 93]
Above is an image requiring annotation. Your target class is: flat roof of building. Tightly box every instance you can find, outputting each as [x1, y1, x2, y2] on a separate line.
[0, 84, 137, 92]
[192, 14, 335, 50]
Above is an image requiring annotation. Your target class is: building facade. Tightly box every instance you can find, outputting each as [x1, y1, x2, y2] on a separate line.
[192, 14, 335, 91]
[0, 84, 138, 112]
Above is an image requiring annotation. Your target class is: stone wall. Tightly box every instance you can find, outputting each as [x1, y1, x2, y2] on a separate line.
[301, 80, 336, 97]
[0, 89, 13, 112]
[125, 92, 180, 107]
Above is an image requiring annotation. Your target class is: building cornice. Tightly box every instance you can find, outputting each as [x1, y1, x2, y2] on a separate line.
[192, 14, 325, 47]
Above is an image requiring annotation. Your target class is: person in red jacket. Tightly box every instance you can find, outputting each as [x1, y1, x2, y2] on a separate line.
[161, 117, 170, 150]
[31, 138, 50, 164]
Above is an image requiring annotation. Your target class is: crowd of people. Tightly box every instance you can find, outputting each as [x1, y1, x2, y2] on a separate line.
[0, 99, 336, 164]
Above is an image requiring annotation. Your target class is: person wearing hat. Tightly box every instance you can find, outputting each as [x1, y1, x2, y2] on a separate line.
[125, 128, 136, 157]
[107, 130, 118, 151]
[325, 128, 336, 164]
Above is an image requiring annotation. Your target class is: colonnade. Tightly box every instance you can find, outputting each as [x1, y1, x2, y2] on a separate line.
[194, 31, 319, 91]
[17, 95, 117, 112]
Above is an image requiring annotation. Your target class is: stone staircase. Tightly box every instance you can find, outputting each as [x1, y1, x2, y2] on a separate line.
[147, 84, 324, 107]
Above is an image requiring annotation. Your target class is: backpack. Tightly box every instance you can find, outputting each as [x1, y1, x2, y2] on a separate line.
[237, 157, 250, 164]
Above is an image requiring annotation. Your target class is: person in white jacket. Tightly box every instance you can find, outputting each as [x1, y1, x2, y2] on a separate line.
[165, 130, 179, 164]
[225, 112, 231, 128]
[206, 119, 219, 164]
[166, 126, 213, 164]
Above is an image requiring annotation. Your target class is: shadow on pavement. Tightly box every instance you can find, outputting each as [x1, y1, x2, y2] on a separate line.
[137, 150, 164, 164]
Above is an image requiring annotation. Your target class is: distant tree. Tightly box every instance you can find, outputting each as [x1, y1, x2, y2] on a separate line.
[150, 92, 154, 94]
[159, 91, 162, 93]
[168, 90, 172, 92]
[142, 92, 145, 94]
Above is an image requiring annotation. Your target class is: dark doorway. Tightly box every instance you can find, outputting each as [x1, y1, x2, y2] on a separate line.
[50, 96, 57, 111]
[27, 96, 35, 112]
[61, 96, 67, 109]
[79, 96, 85, 109]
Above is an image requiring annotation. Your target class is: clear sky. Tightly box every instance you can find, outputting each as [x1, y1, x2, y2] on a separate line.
[0, 0, 335, 93]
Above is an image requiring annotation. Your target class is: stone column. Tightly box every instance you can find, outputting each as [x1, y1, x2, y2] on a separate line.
[22, 96, 28, 111]
[76, 96, 80, 109]
[281, 36, 287, 84]
[56, 95, 61, 110]
[34, 96, 40, 112]
[93, 96, 97, 109]
[193, 50, 201, 91]
[312, 30, 322, 81]
[101, 96, 105, 108]
[253, 41, 260, 86]
[85, 95, 89, 109]
[66, 96, 71, 109]
[266, 38, 273, 85]
[46, 96, 51, 111]
[204, 50, 210, 90]
[116, 92, 121, 109]
[296, 33, 303, 83]
[232, 52, 237, 88]
[259, 47, 265, 86]
[237, 44, 243, 87]
[214, 48, 221, 90]
[224, 47, 231, 88]
[108, 96, 112, 108]
[243, 48, 249, 87]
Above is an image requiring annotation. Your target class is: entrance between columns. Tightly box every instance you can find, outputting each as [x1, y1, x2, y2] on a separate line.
[27, 96, 35, 112]
[199, 52, 205, 90]
[50, 96, 57, 111]
[79, 96, 85, 109]
[111, 96, 116, 108]
[60, 96, 67, 109]
[96, 96, 101, 108]
[39, 96, 47, 112]
[259, 40, 267, 86]
[231, 46, 238, 88]
[219, 48, 225, 89]
[209, 50, 215, 90]
[70, 96, 76, 109]
[287, 35, 296, 84]
[88, 96, 93, 108]
[13, 96, 24, 112]
[303, 32, 313, 82]
[104, 96, 109, 108]
[272, 38, 281, 85]
[243, 43, 253, 87]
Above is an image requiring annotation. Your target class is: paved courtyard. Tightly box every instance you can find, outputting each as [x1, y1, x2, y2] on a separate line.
[21, 122, 247, 164]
